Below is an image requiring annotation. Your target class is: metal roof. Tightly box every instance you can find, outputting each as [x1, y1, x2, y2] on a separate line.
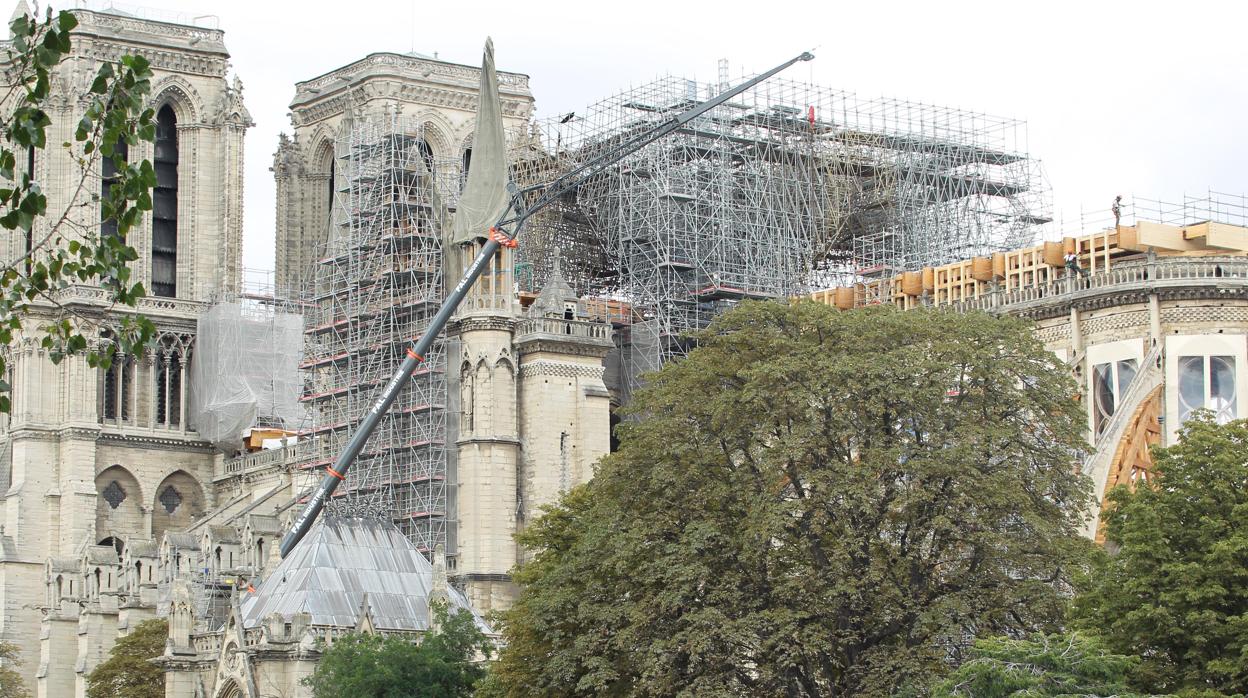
[240, 517, 482, 632]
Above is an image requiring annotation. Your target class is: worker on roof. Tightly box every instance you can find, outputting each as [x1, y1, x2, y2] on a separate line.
[1064, 251, 1089, 279]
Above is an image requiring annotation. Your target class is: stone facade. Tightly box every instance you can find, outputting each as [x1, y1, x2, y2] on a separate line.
[0, 8, 250, 695]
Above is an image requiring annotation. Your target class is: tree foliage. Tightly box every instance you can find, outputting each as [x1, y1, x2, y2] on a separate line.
[1074, 416, 1248, 694]
[84, 618, 167, 698]
[0, 641, 28, 698]
[933, 633, 1150, 697]
[492, 302, 1095, 696]
[303, 603, 493, 697]
[0, 7, 158, 412]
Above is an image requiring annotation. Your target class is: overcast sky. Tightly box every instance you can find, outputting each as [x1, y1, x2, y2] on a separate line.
[77, 0, 1248, 275]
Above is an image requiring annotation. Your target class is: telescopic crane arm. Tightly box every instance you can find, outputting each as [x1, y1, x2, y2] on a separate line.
[279, 50, 814, 558]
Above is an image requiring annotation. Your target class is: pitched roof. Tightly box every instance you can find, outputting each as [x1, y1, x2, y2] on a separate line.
[240, 516, 484, 632]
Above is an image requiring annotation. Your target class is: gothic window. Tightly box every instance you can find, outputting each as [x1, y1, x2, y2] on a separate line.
[159, 485, 183, 514]
[1092, 358, 1138, 437]
[100, 138, 128, 242]
[101, 353, 134, 422]
[24, 146, 34, 275]
[1179, 355, 1237, 424]
[155, 350, 182, 427]
[152, 105, 179, 298]
[101, 480, 126, 509]
[326, 158, 335, 230]
[417, 138, 434, 177]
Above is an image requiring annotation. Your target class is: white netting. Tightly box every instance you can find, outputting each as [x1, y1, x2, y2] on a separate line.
[189, 301, 305, 453]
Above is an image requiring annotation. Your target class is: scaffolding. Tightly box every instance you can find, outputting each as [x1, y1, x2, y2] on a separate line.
[299, 115, 451, 555]
[514, 74, 1049, 396]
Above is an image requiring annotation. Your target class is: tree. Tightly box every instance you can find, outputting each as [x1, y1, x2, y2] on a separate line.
[0, 641, 28, 698]
[0, 6, 158, 412]
[1073, 415, 1248, 694]
[303, 603, 493, 697]
[492, 302, 1095, 696]
[933, 633, 1149, 697]
[84, 618, 166, 698]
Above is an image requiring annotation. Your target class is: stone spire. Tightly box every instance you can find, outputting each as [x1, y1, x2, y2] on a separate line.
[530, 250, 581, 318]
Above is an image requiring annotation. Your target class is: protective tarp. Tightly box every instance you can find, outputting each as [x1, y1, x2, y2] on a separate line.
[188, 302, 305, 453]
[241, 517, 489, 633]
[448, 38, 510, 246]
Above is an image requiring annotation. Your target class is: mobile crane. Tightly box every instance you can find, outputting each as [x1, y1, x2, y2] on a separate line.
[279, 48, 815, 558]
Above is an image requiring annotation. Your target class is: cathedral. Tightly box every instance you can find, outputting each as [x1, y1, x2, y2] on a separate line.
[2, 4, 1248, 698]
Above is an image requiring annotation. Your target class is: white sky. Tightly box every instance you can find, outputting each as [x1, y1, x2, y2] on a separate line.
[81, 0, 1248, 274]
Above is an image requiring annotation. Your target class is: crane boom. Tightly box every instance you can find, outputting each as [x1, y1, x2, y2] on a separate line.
[279, 50, 814, 558]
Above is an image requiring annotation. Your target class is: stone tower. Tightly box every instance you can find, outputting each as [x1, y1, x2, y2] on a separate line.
[272, 52, 535, 293]
[0, 8, 250, 695]
[449, 251, 613, 612]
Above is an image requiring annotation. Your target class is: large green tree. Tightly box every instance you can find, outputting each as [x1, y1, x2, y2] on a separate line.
[492, 302, 1095, 696]
[84, 618, 166, 698]
[303, 604, 493, 697]
[933, 633, 1150, 697]
[1074, 416, 1248, 694]
[0, 7, 158, 411]
[0, 641, 28, 698]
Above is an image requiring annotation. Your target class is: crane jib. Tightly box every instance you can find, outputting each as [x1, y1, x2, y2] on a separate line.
[278, 50, 814, 559]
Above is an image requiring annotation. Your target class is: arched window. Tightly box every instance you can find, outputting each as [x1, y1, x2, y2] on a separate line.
[101, 139, 128, 241]
[326, 158, 335, 229]
[462, 147, 472, 177]
[155, 343, 182, 428]
[152, 105, 179, 298]
[417, 139, 434, 177]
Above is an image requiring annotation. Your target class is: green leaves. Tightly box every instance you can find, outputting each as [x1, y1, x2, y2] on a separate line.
[493, 302, 1096, 696]
[302, 604, 493, 697]
[84, 619, 166, 698]
[0, 641, 28, 698]
[0, 9, 159, 410]
[933, 633, 1152, 697]
[1074, 416, 1248, 695]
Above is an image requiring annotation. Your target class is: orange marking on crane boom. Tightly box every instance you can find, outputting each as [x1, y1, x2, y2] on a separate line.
[406, 348, 424, 361]
[326, 467, 345, 481]
[489, 227, 518, 248]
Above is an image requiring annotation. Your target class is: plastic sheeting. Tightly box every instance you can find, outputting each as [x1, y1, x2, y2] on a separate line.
[189, 302, 305, 453]
[448, 38, 510, 246]
[241, 517, 488, 633]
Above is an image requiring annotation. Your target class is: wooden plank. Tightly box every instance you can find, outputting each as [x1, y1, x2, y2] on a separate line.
[1126, 221, 1206, 252]
[1181, 222, 1209, 240]
[1205, 222, 1248, 251]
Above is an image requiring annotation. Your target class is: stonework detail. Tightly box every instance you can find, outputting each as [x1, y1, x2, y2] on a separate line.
[0, 9, 249, 697]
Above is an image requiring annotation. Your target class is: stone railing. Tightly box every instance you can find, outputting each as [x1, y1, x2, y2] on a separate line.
[947, 256, 1248, 314]
[515, 317, 613, 342]
[222, 442, 303, 476]
[47, 285, 206, 320]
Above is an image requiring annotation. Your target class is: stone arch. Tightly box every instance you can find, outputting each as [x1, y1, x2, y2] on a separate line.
[308, 128, 336, 173]
[96, 464, 145, 541]
[412, 109, 455, 158]
[215, 678, 245, 698]
[492, 350, 516, 435]
[152, 469, 206, 542]
[460, 356, 475, 433]
[1094, 386, 1163, 544]
[149, 75, 202, 123]
[494, 347, 516, 373]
